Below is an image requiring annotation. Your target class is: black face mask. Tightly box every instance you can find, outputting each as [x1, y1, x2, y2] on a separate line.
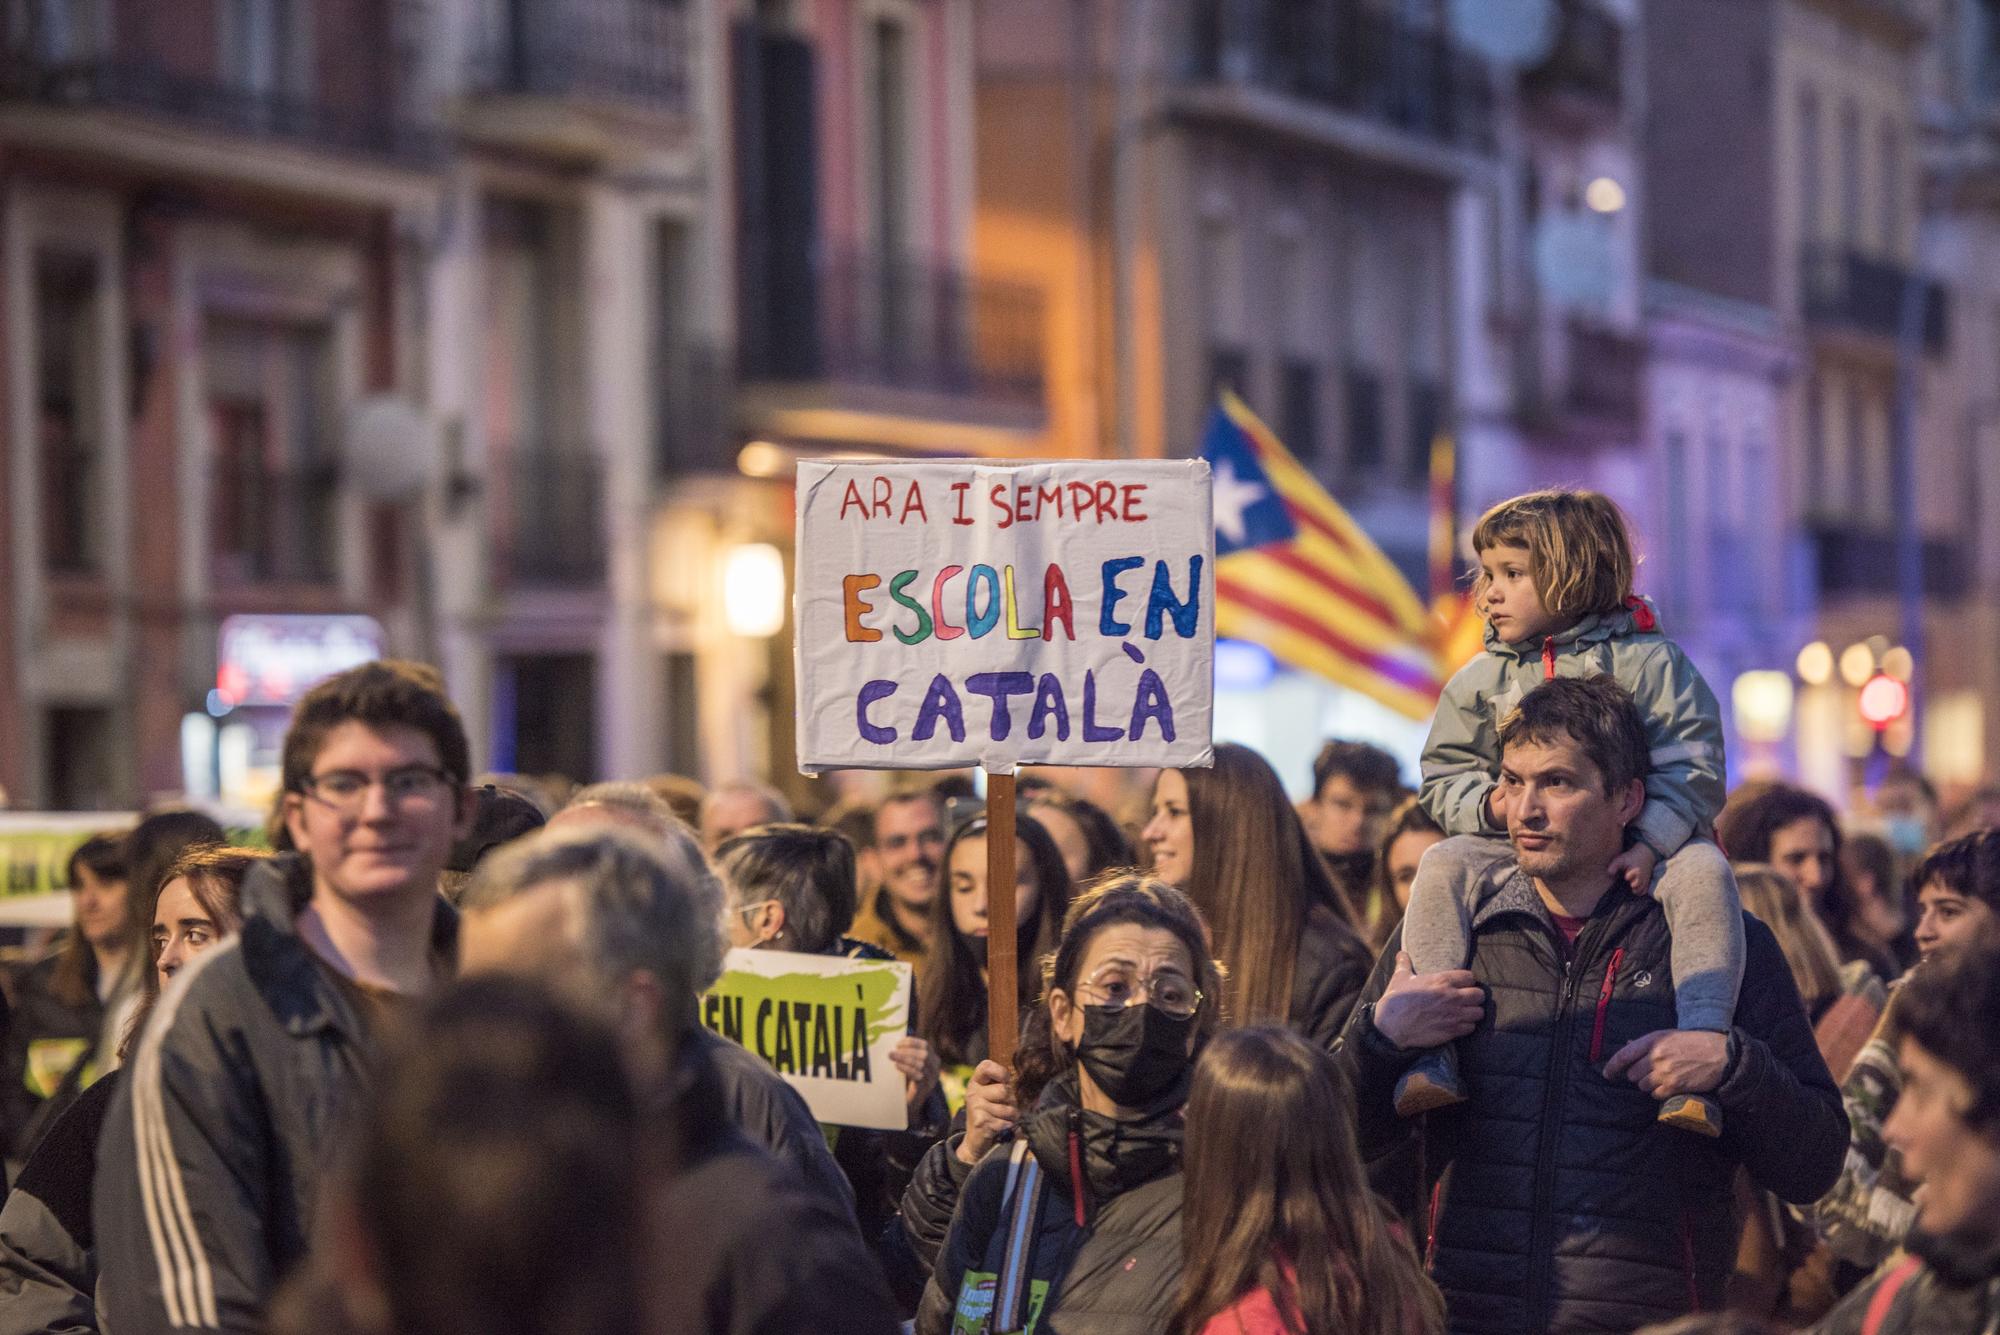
[1073, 1002, 1194, 1107]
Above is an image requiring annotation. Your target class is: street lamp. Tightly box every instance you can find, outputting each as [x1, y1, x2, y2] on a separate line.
[723, 543, 787, 639]
[1732, 671, 1794, 744]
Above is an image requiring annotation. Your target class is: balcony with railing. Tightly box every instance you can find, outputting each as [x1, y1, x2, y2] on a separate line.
[1523, 0, 1622, 109]
[469, 0, 690, 113]
[211, 462, 341, 586]
[1182, 0, 1495, 155]
[1800, 245, 1949, 354]
[494, 451, 605, 587]
[738, 249, 1045, 411]
[1, 0, 436, 163]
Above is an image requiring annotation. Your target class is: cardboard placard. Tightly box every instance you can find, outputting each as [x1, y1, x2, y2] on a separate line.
[794, 459, 1216, 773]
[699, 947, 914, 1131]
[0, 814, 133, 927]
[0, 810, 269, 926]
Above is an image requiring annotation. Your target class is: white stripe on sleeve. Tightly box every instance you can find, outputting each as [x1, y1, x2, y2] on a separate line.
[129, 940, 239, 1328]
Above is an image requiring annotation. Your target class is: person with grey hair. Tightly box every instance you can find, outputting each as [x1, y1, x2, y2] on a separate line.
[552, 780, 687, 842]
[715, 822, 860, 955]
[459, 824, 860, 1229]
[700, 779, 795, 852]
[714, 823, 947, 1279]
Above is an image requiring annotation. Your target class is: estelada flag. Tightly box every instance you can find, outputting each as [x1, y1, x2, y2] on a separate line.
[1200, 392, 1443, 720]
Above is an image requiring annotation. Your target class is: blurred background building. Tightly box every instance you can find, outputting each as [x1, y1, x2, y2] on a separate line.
[0, 0, 1993, 813]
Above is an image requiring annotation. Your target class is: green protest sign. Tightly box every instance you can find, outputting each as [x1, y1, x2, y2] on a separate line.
[0, 813, 132, 894]
[699, 947, 913, 1130]
[0, 810, 267, 926]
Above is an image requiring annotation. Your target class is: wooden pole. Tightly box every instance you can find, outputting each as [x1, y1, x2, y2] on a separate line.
[985, 769, 1019, 1067]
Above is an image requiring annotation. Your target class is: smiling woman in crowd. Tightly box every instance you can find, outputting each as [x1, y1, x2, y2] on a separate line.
[1145, 742, 1373, 1046]
[1821, 828, 2000, 1280]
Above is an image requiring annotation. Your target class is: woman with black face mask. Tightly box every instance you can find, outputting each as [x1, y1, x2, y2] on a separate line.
[910, 875, 1221, 1335]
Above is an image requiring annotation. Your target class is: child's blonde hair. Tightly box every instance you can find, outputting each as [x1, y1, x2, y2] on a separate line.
[1470, 488, 1635, 621]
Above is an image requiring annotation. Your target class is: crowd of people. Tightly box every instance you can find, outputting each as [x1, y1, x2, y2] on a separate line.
[0, 487, 1996, 1333]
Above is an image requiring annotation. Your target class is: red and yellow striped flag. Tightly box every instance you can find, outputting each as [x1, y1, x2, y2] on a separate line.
[1200, 392, 1443, 720]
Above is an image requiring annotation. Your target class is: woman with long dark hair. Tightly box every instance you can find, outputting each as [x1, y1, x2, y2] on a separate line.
[1176, 1026, 1444, 1335]
[1718, 783, 1893, 978]
[0, 832, 142, 1156]
[915, 812, 1072, 1107]
[1367, 797, 1445, 950]
[1143, 742, 1373, 1045]
[911, 876, 1224, 1335]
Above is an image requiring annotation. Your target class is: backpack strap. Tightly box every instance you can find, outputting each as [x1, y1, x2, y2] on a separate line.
[991, 1139, 1046, 1335]
[1862, 1256, 1924, 1335]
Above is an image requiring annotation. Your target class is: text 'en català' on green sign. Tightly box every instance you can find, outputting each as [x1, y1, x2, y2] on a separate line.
[699, 947, 912, 1130]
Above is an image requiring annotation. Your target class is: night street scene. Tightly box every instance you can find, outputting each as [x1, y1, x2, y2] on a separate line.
[2, 1, 2000, 1332]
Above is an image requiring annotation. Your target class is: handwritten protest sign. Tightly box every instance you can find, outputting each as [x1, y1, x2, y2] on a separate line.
[699, 947, 914, 1130]
[0, 814, 129, 926]
[794, 459, 1216, 773]
[0, 811, 268, 926]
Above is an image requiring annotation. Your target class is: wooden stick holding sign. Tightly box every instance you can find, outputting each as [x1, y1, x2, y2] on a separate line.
[985, 769, 1018, 1066]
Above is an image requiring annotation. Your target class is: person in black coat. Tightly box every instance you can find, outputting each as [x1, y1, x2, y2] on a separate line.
[1339, 677, 1846, 1334]
[1, 833, 142, 1159]
[460, 821, 861, 1225]
[913, 875, 1225, 1335]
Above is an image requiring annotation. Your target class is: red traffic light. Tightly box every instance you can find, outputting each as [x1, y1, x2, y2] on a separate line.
[1857, 673, 1909, 730]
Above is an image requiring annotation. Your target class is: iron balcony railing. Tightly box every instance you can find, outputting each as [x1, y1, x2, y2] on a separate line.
[470, 0, 691, 112]
[1184, 0, 1495, 153]
[211, 462, 341, 586]
[1800, 245, 1949, 354]
[1, 0, 435, 162]
[495, 450, 606, 587]
[738, 248, 1045, 407]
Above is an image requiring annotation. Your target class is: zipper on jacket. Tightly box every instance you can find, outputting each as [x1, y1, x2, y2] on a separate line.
[1588, 948, 1626, 1064]
[1542, 636, 1557, 678]
[1425, 1180, 1442, 1269]
[1524, 917, 1598, 1331]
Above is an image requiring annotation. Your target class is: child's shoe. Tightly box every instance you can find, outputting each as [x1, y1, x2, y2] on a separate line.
[1658, 1093, 1723, 1138]
[1394, 1047, 1469, 1117]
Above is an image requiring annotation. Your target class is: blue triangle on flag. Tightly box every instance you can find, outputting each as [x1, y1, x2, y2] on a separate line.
[1200, 404, 1298, 557]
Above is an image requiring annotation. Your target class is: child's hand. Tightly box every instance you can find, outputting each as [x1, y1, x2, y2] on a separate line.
[1608, 843, 1660, 894]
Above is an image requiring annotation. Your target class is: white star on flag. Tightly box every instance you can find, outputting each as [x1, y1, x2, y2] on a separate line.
[1212, 459, 1269, 547]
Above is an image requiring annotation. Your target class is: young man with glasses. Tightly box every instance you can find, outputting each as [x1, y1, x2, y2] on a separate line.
[96, 661, 473, 1331]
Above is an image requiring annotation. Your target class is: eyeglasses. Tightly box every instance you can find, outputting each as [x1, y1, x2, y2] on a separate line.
[729, 897, 780, 930]
[1074, 963, 1203, 1019]
[298, 766, 451, 815]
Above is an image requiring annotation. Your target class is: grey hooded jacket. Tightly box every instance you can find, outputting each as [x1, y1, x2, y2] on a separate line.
[1419, 597, 1726, 860]
[92, 854, 454, 1332]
